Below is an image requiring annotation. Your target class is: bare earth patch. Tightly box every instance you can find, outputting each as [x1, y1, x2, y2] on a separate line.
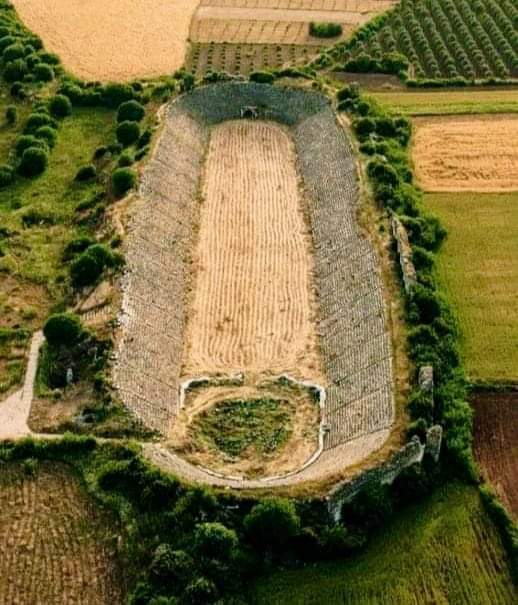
[412, 115, 518, 192]
[0, 462, 125, 604]
[182, 120, 323, 382]
[11, 0, 200, 81]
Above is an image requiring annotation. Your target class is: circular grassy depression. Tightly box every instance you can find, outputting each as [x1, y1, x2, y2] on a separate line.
[189, 398, 292, 460]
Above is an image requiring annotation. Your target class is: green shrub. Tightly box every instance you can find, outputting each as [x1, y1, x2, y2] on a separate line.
[43, 313, 83, 347]
[15, 134, 46, 156]
[21, 208, 56, 227]
[34, 125, 57, 148]
[19, 146, 48, 177]
[149, 545, 193, 587]
[112, 167, 136, 197]
[183, 577, 218, 604]
[0, 164, 13, 188]
[309, 22, 342, 38]
[193, 522, 238, 562]
[75, 164, 97, 181]
[244, 497, 300, 551]
[118, 151, 134, 167]
[102, 83, 135, 109]
[0, 35, 17, 53]
[249, 71, 275, 84]
[62, 235, 95, 261]
[5, 105, 16, 127]
[33, 63, 54, 82]
[2, 42, 24, 62]
[117, 100, 145, 122]
[116, 120, 140, 146]
[93, 145, 108, 160]
[24, 112, 55, 133]
[4, 58, 27, 82]
[49, 94, 72, 118]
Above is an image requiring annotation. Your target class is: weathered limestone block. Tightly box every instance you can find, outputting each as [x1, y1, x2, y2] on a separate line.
[391, 214, 416, 293]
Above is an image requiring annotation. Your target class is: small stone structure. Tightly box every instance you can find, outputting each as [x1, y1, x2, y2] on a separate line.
[391, 214, 416, 293]
[327, 425, 443, 522]
[418, 365, 434, 394]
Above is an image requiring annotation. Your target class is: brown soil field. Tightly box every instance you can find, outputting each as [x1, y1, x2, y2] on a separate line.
[412, 115, 518, 192]
[11, 0, 200, 81]
[0, 462, 125, 603]
[472, 392, 518, 519]
[182, 120, 322, 381]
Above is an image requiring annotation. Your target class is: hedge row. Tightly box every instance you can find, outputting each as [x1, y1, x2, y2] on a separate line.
[337, 83, 476, 480]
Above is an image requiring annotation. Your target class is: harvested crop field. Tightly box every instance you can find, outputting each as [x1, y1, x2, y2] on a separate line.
[115, 83, 395, 487]
[472, 391, 518, 519]
[426, 192, 518, 382]
[412, 115, 518, 192]
[183, 120, 321, 380]
[11, 0, 199, 81]
[0, 462, 125, 604]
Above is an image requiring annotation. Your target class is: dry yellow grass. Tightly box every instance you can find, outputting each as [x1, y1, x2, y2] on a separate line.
[412, 115, 518, 192]
[182, 120, 322, 381]
[11, 0, 199, 81]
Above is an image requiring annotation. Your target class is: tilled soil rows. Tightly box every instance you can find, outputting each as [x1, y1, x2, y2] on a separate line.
[183, 120, 322, 380]
[472, 391, 518, 518]
[0, 463, 124, 604]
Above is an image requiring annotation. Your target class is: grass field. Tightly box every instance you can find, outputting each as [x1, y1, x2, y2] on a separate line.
[369, 89, 518, 116]
[250, 483, 517, 604]
[425, 192, 518, 382]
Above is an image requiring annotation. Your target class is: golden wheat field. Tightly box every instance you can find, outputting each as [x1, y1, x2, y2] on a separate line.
[11, 0, 199, 81]
[182, 120, 322, 381]
[412, 115, 518, 192]
[0, 463, 124, 605]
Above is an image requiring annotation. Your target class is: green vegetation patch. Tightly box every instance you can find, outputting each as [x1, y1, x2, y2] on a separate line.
[191, 398, 292, 458]
[309, 22, 343, 39]
[250, 482, 518, 604]
[369, 88, 518, 115]
[426, 192, 518, 382]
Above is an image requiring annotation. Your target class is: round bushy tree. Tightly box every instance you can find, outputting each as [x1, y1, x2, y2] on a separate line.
[5, 104, 16, 124]
[111, 167, 136, 197]
[193, 523, 238, 562]
[102, 83, 134, 109]
[4, 58, 27, 83]
[15, 134, 47, 156]
[75, 164, 96, 181]
[49, 94, 72, 118]
[149, 545, 193, 586]
[116, 120, 140, 146]
[117, 100, 145, 123]
[43, 313, 83, 347]
[35, 125, 57, 148]
[70, 248, 104, 288]
[244, 497, 300, 551]
[2, 42, 24, 62]
[34, 63, 54, 82]
[24, 112, 54, 133]
[19, 146, 48, 177]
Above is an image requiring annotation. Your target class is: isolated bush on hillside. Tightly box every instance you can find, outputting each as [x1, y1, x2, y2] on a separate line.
[19, 146, 48, 177]
[49, 94, 72, 118]
[117, 100, 145, 123]
[116, 120, 140, 146]
[75, 164, 97, 181]
[70, 244, 117, 288]
[249, 71, 275, 84]
[112, 167, 136, 197]
[62, 235, 96, 261]
[43, 313, 83, 348]
[34, 125, 57, 148]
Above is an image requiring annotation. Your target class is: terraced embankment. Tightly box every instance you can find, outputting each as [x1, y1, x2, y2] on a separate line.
[115, 83, 395, 487]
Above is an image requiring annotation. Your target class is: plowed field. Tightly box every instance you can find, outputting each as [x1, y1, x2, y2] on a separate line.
[412, 115, 518, 192]
[11, 0, 199, 81]
[472, 392, 518, 519]
[0, 462, 124, 604]
[182, 120, 322, 381]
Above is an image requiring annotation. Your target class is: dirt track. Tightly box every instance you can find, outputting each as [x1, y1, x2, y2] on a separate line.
[11, 0, 199, 81]
[412, 115, 518, 192]
[182, 120, 322, 381]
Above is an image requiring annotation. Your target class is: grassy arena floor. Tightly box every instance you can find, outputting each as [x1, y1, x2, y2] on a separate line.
[425, 192, 518, 382]
[368, 89, 518, 116]
[250, 483, 517, 605]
